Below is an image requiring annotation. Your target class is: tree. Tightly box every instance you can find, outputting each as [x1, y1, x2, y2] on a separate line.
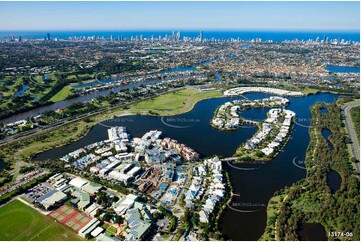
[85, 233, 93, 240]
[101, 212, 112, 222]
[113, 215, 123, 224]
[153, 211, 163, 220]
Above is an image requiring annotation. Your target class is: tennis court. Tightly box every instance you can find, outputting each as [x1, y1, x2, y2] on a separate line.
[48, 205, 91, 232]
[61, 206, 74, 215]
[66, 221, 80, 231]
[76, 214, 89, 223]
[50, 212, 64, 221]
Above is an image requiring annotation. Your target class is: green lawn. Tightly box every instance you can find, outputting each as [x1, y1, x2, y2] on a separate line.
[0, 200, 83, 241]
[106, 226, 117, 235]
[300, 88, 320, 95]
[15, 121, 93, 160]
[130, 88, 223, 115]
[49, 86, 72, 102]
[0, 76, 24, 98]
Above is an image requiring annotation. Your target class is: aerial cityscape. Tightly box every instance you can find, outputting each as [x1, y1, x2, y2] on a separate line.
[0, 1, 360, 241]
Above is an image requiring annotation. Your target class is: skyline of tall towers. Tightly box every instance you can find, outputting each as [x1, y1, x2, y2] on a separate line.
[170, 30, 181, 41]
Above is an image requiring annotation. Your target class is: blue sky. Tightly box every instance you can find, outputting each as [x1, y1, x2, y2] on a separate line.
[0, 1, 359, 31]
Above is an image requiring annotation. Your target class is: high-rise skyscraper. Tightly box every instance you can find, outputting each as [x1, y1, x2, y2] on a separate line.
[46, 33, 51, 40]
[200, 31, 203, 42]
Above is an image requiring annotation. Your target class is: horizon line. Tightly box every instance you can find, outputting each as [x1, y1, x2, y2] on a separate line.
[0, 28, 360, 32]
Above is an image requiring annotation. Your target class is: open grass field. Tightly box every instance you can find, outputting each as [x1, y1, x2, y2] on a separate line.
[130, 88, 223, 116]
[0, 200, 82, 241]
[49, 85, 72, 102]
[300, 88, 320, 95]
[14, 121, 93, 160]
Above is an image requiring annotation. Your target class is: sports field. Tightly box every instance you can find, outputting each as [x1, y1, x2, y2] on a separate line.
[0, 199, 82, 241]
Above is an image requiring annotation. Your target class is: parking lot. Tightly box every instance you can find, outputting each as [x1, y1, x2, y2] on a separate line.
[23, 182, 54, 203]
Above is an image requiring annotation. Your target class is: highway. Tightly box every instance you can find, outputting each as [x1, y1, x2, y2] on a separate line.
[343, 102, 360, 178]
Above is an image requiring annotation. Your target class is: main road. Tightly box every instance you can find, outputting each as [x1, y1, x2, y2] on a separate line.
[343, 102, 360, 178]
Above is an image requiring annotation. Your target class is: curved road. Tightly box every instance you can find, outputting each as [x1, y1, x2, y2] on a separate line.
[343, 102, 360, 178]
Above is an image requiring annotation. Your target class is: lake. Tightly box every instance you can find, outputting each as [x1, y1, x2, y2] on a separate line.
[0, 160, 7, 171]
[326, 65, 360, 73]
[320, 107, 328, 114]
[321, 128, 334, 151]
[215, 73, 222, 82]
[33, 92, 339, 240]
[326, 169, 342, 194]
[14, 84, 28, 97]
[297, 223, 327, 241]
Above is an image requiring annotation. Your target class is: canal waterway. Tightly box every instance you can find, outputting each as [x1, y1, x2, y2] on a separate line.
[1, 57, 220, 124]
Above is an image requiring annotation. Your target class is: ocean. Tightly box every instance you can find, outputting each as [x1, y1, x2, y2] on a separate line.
[0, 30, 359, 42]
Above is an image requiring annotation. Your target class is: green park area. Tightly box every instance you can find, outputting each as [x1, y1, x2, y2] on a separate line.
[130, 88, 223, 115]
[49, 85, 72, 102]
[300, 87, 319, 95]
[0, 72, 96, 118]
[0, 200, 82, 241]
[106, 226, 117, 236]
[259, 194, 283, 241]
